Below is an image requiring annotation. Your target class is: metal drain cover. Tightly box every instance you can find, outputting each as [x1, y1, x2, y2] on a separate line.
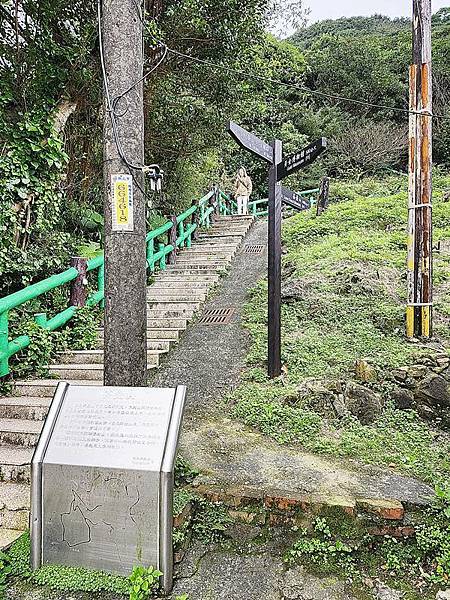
[199, 307, 235, 325]
[244, 244, 265, 254]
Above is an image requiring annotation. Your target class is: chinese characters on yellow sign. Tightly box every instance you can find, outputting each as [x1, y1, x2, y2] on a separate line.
[112, 174, 134, 232]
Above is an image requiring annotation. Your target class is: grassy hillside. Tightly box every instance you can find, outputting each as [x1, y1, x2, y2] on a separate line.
[230, 174, 450, 485]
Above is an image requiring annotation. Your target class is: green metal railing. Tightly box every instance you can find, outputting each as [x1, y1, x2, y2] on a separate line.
[0, 184, 320, 377]
[0, 187, 220, 378]
[219, 189, 320, 218]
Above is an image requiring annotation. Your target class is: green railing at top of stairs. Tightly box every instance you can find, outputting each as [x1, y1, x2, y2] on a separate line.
[218, 189, 320, 217]
[0, 187, 221, 378]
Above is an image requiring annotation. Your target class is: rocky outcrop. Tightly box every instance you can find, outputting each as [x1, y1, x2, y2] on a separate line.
[344, 381, 384, 424]
[390, 353, 450, 426]
[293, 352, 450, 427]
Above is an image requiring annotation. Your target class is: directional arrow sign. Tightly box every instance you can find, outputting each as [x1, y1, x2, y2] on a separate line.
[277, 138, 327, 181]
[228, 121, 273, 164]
[280, 186, 311, 211]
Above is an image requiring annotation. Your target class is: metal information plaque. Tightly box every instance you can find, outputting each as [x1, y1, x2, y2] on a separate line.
[31, 383, 186, 592]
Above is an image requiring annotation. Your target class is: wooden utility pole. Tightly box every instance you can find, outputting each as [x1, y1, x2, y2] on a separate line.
[407, 0, 433, 339]
[101, 0, 148, 385]
[268, 140, 283, 379]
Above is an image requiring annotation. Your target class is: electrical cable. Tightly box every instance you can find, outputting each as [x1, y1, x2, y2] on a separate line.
[132, 2, 446, 121]
[165, 46, 444, 120]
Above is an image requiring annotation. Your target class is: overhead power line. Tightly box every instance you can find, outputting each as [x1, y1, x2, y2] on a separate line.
[165, 47, 446, 120]
[130, 1, 448, 121]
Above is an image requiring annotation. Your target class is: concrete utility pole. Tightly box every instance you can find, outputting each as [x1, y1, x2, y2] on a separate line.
[102, 0, 148, 385]
[407, 0, 433, 339]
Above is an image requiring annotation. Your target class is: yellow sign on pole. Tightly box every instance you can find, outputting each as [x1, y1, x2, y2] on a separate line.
[112, 174, 134, 232]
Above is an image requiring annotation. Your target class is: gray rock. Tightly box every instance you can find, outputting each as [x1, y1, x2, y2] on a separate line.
[391, 368, 408, 382]
[297, 379, 341, 418]
[282, 566, 353, 600]
[407, 365, 428, 379]
[415, 374, 450, 408]
[344, 382, 383, 424]
[374, 582, 404, 600]
[281, 278, 312, 302]
[391, 387, 414, 410]
[436, 589, 450, 600]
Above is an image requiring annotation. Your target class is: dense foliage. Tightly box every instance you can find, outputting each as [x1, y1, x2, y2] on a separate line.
[1, 5, 449, 294]
[289, 10, 450, 174]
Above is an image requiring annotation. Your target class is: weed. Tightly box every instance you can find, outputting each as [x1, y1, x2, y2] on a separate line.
[191, 498, 232, 543]
[129, 565, 162, 600]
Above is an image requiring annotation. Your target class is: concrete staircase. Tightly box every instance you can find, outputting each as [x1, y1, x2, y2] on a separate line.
[0, 214, 254, 547]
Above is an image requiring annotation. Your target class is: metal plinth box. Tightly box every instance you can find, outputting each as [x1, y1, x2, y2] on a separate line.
[31, 382, 186, 592]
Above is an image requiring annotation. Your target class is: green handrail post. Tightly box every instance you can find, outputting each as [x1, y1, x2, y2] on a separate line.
[147, 238, 155, 271]
[34, 313, 47, 327]
[190, 200, 199, 242]
[98, 263, 105, 308]
[168, 215, 178, 264]
[186, 218, 192, 248]
[158, 243, 166, 270]
[0, 311, 9, 377]
[179, 220, 185, 248]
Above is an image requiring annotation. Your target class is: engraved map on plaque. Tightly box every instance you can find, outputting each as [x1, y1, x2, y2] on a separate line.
[41, 386, 177, 574]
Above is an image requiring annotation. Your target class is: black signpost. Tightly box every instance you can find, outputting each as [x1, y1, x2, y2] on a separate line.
[228, 121, 327, 378]
[280, 186, 311, 212]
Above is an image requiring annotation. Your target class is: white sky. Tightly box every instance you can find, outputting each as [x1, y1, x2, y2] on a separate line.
[306, 0, 449, 23]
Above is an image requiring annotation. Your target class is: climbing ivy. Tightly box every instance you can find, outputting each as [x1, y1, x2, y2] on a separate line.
[0, 107, 71, 295]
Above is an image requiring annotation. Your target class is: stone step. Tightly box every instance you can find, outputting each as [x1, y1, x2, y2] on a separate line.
[150, 282, 212, 291]
[15, 379, 103, 398]
[0, 483, 30, 530]
[57, 349, 166, 365]
[146, 293, 206, 303]
[207, 227, 249, 233]
[0, 418, 42, 448]
[147, 309, 195, 320]
[147, 316, 192, 326]
[174, 260, 230, 268]
[49, 359, 160, 380]
[147, 328, 180, 341]
[180, 248, 235, 256]
[146, 302, 201, 313]
[147, 286, 208, 296]
[48, 364, 103, 381]
[166, 262, 227, 270]
[0, 528, 26, 550]
[177, 253, 232, 261]
[95, 338, 172, 351]
[210, 222, 250, 228]
[0, 446, 33, 483]
[0, 397, 50, 421]
[183, 244, 239, 251]
[163, 268, 225, 276]
[98, 327, 182, 342]
[200, 236, 246, 242]
[197, 233, 245, 240]
[155, 274, 220, 283]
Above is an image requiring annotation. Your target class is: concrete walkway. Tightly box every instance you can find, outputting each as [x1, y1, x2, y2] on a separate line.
[150, 218, 268, 423]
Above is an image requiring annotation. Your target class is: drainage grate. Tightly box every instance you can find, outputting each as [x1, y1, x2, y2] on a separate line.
[199, 307, 235, 325]
[244, 244, 265, 254]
